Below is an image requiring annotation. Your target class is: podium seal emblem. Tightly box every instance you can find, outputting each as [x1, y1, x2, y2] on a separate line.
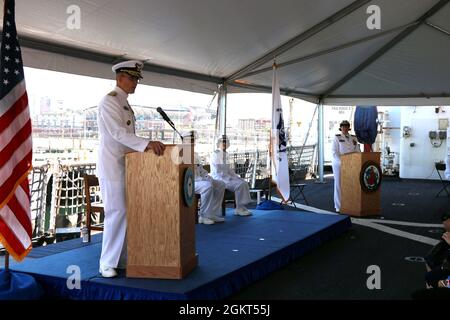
[360, 160, 382, 192]
[183, 167, 195, 207]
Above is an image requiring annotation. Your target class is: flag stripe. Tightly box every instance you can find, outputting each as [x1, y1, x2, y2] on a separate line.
[7, 189, 32, 237]
[0, 103, 30, 151]
[18, 178, 31, 219]
[0, 81, 26, 117]
[0, 218, 30, 260]
[0, 205, 31, 250]
[0, 150, 32, 207]
[0, 119, 32, 166]
[0, 91, 28, 134]
[0, 135, 32, 185]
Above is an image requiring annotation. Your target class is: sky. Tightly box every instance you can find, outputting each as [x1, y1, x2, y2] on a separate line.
[24, 66, 317, 125]
[24, 67, 212, 110]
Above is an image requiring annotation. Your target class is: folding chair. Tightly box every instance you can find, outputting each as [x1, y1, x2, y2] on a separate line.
[287, 183, 309, 207]
[83, 174, 104, 242]
[284, 168, 309, 207]
[435, 162, 450, 197]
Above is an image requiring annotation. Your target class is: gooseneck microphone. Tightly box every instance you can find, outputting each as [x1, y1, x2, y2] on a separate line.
[156, 107, 184, 141]
[156, 107, 175, 127]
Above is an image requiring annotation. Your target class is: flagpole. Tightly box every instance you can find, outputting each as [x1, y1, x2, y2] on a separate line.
[4, 252, 9, 270]
[268, 130, 273, 200]
[268, 61, 277, 201]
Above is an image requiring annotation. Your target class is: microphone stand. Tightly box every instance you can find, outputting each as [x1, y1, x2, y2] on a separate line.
[157, 107, 184, 143]
[166, 120, 184, 143]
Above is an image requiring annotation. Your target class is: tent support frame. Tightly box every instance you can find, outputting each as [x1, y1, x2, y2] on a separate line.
[425, 21, 450, 36]
[237, 22, 419, 80]
[321, 0, 450, 99]
[226, 0, 372, 82]
[9, 35, 224, 85]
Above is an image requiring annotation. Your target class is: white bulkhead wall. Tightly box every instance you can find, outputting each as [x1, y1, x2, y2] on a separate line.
[447, 126, 450, 157]
[377, 106, 401, 159]
[399, 106, 449, 179]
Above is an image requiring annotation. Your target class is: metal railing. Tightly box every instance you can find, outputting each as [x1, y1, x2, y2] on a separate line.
[50, 162, 97, 231]
[29, 163, 50, 238]
[227, 144, 316, 187]
[25, 144, 315, 242]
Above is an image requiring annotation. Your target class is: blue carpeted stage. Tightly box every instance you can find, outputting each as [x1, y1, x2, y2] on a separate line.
[6, 209, 351, 300]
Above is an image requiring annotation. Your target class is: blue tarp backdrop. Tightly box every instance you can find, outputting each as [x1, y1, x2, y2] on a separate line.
[354, 106, 378, 145]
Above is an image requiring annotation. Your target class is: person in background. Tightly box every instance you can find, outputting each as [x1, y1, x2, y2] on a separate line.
[331, 120, 360, 213]
[194, 153, 226, 225]
[210, 136, 252, 217]
[96, 60, 165, 278]
[424, 213, 450, 288]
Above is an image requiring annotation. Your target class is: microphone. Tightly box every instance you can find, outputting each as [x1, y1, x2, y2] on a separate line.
[156, 107, 183, 141]
[157, 107, 175, 127]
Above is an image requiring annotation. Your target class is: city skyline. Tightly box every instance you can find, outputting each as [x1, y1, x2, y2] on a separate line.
[24, 66, 316, 125]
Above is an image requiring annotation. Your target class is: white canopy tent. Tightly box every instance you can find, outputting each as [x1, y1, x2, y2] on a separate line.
[5, 0, 450, 106]
[2, 0, 450, 181]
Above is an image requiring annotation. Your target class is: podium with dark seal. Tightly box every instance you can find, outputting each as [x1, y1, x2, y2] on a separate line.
[340, 152, 381, 216]
[125, 143, 197, 279]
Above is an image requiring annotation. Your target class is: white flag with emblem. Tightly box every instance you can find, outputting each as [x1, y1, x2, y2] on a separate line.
[271, 64, 290, 201]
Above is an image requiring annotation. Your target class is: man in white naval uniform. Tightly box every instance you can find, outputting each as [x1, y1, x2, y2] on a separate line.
[331, 120, 360, 213]
[210, 136, 252, 216]
[194, 153, 226, 225]
[97, 60, 165, 278]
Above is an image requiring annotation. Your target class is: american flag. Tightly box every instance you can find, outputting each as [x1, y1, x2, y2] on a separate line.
[0, 0, 33, 261]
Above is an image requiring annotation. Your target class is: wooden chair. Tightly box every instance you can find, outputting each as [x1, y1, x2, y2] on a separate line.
[222, 190, 236, 216]
[83, 174, 104, 242]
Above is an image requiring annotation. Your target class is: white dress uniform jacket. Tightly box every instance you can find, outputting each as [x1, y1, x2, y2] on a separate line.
[194, 154, 225, 219]
[97, 86, 149, 269]
[331, 133, 360, 212]
[210, 150, 251, 209]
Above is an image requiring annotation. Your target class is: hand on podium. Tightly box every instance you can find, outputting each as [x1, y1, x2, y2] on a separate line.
[146, 141, 166, 156]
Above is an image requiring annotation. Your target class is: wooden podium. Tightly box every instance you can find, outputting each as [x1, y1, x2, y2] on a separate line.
[125, 144, 198, 279]
[340, 152, 381, 217]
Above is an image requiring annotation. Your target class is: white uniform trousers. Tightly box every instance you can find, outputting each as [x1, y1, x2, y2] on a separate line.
[195, 179, 225, 218]
[332, 160, 341, 212]
[99, 178, 127, 269]
[223, 177, 251, 209]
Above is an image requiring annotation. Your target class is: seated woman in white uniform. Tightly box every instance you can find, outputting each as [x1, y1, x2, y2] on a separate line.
[194, 153, 226, 225]
[210, 136, 252, 217]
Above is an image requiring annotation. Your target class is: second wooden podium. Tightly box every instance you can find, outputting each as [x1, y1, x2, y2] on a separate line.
[340, 152, 381, 217]
[125, 144, 197, 279]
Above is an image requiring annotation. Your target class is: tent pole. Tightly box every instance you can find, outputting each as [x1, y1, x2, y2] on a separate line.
[317, 101, 325, 183]
[268, 129, 273, 200]
[217, 83, 228, 168]
[218, 83, 227, 139]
